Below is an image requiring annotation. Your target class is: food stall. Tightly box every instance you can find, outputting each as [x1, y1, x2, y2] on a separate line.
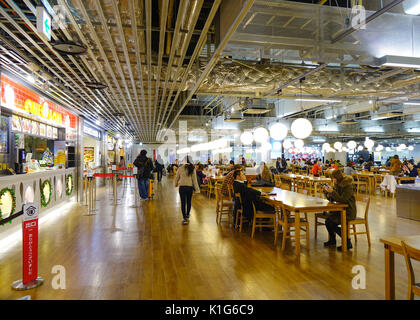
[0, 74, 79, 232]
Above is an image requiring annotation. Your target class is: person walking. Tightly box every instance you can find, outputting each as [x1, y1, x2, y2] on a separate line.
[174, 156, 200, 225]
[133, 150, 154, 200]
[155, 155, 164, 182]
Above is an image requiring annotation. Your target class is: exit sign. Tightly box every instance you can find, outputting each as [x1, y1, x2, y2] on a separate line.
[36, 6, 51, 41]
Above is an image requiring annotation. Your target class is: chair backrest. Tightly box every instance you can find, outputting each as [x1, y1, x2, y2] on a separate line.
[401, 241, 420, 289]
[355, 194, 370, 220]
[227, 184, 234, 201]
[235, 192, 242, 212]
[274, 175, 281, 187]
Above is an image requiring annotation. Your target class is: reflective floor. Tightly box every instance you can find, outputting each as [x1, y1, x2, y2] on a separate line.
[0, 177, 419, 300]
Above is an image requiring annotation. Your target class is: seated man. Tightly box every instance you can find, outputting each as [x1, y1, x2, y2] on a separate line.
[221, 164, 243, 197]
[232, 170, 275, 227]
[322, 169, 357, 251]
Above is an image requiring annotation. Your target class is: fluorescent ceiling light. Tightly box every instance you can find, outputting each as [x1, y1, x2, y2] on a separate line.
[295, 99, 342, 103]
[403, 0, 420, 15]
[378, 55, 420, 68]
[404, 102, 420, 106]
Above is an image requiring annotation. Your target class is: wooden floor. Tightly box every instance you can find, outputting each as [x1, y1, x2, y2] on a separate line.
[1, 176, 420, 300]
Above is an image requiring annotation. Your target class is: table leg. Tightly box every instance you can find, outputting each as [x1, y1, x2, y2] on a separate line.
[384, 245, 395, 300]
[341, 210, 347, 252]
[295, 210, 301, 255]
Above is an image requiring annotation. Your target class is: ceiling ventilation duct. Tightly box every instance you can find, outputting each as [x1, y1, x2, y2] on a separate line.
[370, 105, 403, 120]
[241, 98, 272, 115]
[337, 114, 358, 125]
[224, 112, 245, 123]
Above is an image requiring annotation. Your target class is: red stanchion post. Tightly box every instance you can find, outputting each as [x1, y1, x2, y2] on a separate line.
[12, 203, 44, 290]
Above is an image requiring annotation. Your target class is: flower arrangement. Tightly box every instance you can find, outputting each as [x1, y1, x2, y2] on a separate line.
[0, 187, 16, 221]
[41, 179, 52, 207]
[66, 174, 73, 196]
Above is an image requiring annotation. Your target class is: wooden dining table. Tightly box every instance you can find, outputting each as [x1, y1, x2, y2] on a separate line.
[279, 173, 331, 195]
[379, 235, 420, 300]
[255, 187, 348, 255]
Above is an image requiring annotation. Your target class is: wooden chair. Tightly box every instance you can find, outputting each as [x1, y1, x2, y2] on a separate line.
[374, 174, 383, 194]
[215, 187, 233, 225]
[347, 195, 371, 246]
[234, 192, 249, 232]
[401, 241, 420, 300]
[274, 202, 310, 251]
[207, 178, 215, 199]
[251, 202, 276, 239]
[274, 175, 281, 188]
[352, 173, 368, 194]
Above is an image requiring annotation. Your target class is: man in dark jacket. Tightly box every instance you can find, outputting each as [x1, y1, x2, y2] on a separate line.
[133, 150, 154, 200]
[322, 169, 357, 251]
[232, 170, 275, 227]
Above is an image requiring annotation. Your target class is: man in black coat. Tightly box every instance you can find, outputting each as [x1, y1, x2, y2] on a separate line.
[133, 149, 154, 200]
[232, 170, 275, 227]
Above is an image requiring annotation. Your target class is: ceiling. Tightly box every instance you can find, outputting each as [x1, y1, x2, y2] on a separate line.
[1, 0, 420, 143]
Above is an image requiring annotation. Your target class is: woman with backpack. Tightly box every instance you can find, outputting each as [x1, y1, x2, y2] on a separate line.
[174, 156, 200, 225]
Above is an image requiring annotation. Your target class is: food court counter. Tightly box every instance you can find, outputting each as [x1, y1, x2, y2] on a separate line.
[0, 167, 77, 214]
[396, 183, 420, 221]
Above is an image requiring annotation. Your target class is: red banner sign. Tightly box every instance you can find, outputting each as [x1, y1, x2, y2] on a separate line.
[22, 203, 39, 284]
[1, 75, 77, 129]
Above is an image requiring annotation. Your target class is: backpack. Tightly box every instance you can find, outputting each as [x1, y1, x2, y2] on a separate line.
[134, 157, 150, 179]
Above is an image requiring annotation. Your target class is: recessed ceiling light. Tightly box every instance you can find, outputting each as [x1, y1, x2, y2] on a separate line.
[85, 81, 107, 90]
[52, 41, 87, 56]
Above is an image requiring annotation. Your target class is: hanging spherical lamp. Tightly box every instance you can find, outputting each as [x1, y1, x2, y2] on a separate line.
[364, 138, 374, 149]
[254, 127, 269, 143]
[240, 131, 254, 145]
[322, 143, 330, 151]
[269, 123, 288, 141]
[334, 142, 343, 150]
[377, 144, 384, 151]
[399, 144, 407, 150]
[283, 140, 293, 149]
[385, 147, 392, 152]
[291, 118, 313, 139]
[408, 145, 414, 151]
[347, 140, 357, 150]
[358, 145, 364, 151]
[294, 139, 304, 149]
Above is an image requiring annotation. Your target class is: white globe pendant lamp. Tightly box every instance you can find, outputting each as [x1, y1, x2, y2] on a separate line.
[408, 145, 414, 151]
[364, 138, 374, 149]
[322, 143, 330, 151]
[399, 143, 407, 150]
[283, 140, 293, 149]
[357, 145, 364, 151]
[347, 140, 357, 150]
[291, 118, 313, 139]
[269, 123, 288, 141]
[334, 142, 342, 150]
[254, 127, 269, 143]
[294, 139, 304, 149]
[240, 131, 254, 145]
[385, 147, 392, 152]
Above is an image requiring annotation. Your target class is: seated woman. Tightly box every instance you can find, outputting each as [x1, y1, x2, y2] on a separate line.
[401, 161, 418, 183]
[343, 162, 357, 176]
[195, 164, 207, 185]
[364, 161, 373, 171]
[232, 170, 275, 225]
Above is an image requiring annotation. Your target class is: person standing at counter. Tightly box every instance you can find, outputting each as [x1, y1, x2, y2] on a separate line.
[390, 155, 403, 176]
[133, 150, 154, 200]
